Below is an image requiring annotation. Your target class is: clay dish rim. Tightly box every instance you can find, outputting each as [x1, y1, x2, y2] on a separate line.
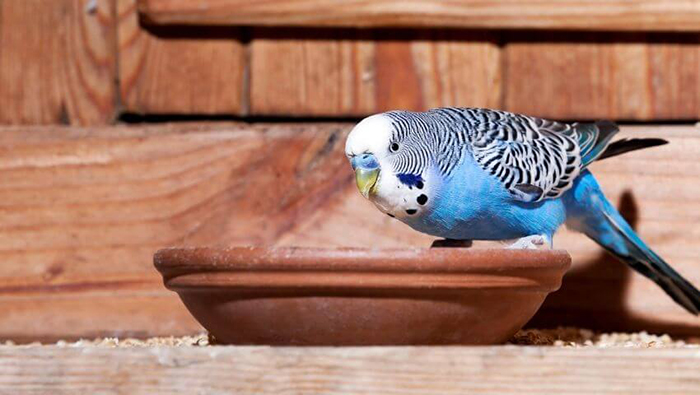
[154, 247, 571, 292]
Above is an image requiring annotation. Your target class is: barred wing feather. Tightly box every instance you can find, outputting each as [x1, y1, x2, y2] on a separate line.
[445, 109, 619, 202]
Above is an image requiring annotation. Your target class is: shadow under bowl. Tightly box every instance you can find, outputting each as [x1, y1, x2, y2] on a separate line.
[154, 247, 571, 346]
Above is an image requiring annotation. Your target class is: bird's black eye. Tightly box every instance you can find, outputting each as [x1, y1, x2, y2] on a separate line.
[390, 142, 400, 152]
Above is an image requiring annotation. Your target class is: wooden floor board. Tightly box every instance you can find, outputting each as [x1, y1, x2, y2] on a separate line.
[1, 346, 700, 394]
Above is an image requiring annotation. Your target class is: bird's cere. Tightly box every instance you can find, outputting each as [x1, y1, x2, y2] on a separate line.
[350, 153, 379, 170]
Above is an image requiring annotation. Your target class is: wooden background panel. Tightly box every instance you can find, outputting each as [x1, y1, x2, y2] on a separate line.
[4, 2, 700, 122]
[250, 31, 501, 116]
[0, 0, 116, 125]
[249, 32, 378, 116]
[280, 126, 700, 336]
[0, 122, 363, 340]
[504, 35, 700, 120]
[138, 0, 700, 32]
[117, 0, 246, 115]
[1, 123, 699, 341]
[4, 295, 200, 343]
[531, 127, 700, 333]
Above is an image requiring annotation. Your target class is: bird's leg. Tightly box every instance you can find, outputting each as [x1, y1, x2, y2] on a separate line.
[431, 239, 473, 248]
[504, 234, 551, 250]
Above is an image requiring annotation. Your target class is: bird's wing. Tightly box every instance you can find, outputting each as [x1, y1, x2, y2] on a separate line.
[465, 109, 590, 202]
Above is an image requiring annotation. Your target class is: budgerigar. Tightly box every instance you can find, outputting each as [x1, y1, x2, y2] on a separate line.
[345, 107, 700, 314]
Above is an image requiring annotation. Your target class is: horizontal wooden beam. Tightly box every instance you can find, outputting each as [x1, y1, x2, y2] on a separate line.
[138, 0, 700, 31]
[1, 123, 700, 341]
[118, 0, 247, 116]
[2, 346, 700, 393]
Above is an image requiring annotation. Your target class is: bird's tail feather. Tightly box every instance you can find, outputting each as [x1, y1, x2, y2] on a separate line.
[598, 137, 668, 161]
[588, 202, 700, 315]
[576, 121, 620, 166]
[576, 121, 668, 166]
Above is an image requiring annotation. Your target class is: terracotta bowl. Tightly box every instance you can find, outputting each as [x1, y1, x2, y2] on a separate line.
[154, 247, 571, 346]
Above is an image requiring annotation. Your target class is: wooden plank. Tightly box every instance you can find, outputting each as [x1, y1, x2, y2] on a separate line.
[250, 30, 501, 116]
[281, 125, 700, 336]
[0, 123, 699, 341]
[2, 346, 700, 394]
[138, 0, 700, 32]
[0, 122, 377, 341]
[250, 30, 700, 120]
[532, 127, 700, 333]
[2, 294, 201, 343]
[117, 0, 246, 115]
[0, 0, 117, 125]
[504, 34, 700, 120]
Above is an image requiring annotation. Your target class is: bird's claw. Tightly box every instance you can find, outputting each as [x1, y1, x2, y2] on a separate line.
[505, 235, 550, 250]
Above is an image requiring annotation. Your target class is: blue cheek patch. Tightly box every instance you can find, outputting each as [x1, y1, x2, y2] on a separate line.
[397, 173, 424, 189]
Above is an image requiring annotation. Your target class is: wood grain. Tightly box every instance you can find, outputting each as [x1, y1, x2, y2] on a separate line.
[250, 30, 501, 116]
[252, 30, 700, 120]
[7, 2, 700, 122]
[138, 0, 700, 32]
[117, 0, 246, 115]
[0, 0, 117, 125]
[533, 128, 700, 334]
[0, 122, 369, 340]
[2, 346, 700, 394]
[504, 35, 700, 120]
[0, 123, 699, 341]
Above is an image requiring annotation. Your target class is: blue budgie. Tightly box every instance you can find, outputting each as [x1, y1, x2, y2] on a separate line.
[345, 107, 700, 314]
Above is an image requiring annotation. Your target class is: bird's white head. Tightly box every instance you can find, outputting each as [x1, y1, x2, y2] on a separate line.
[345, 113, 394, 160]
[345, 112, 434, 219]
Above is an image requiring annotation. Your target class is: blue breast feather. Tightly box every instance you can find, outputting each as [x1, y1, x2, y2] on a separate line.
[402, 152, 568, 240]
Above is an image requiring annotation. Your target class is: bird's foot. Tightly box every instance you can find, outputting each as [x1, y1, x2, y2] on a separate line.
[431, 239, 473, 248]
[504, 235, 551, 250]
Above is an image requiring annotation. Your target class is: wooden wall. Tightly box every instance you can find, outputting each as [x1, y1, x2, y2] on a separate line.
[4, 0, 700, 123]
[1, 123, 699, 341]
[1, 0, 700, 341]
[0, 0, 117, 125]
[117, 0, 247, 115]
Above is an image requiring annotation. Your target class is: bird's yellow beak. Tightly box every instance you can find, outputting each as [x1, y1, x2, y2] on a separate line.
[355, 167, 379, 198]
